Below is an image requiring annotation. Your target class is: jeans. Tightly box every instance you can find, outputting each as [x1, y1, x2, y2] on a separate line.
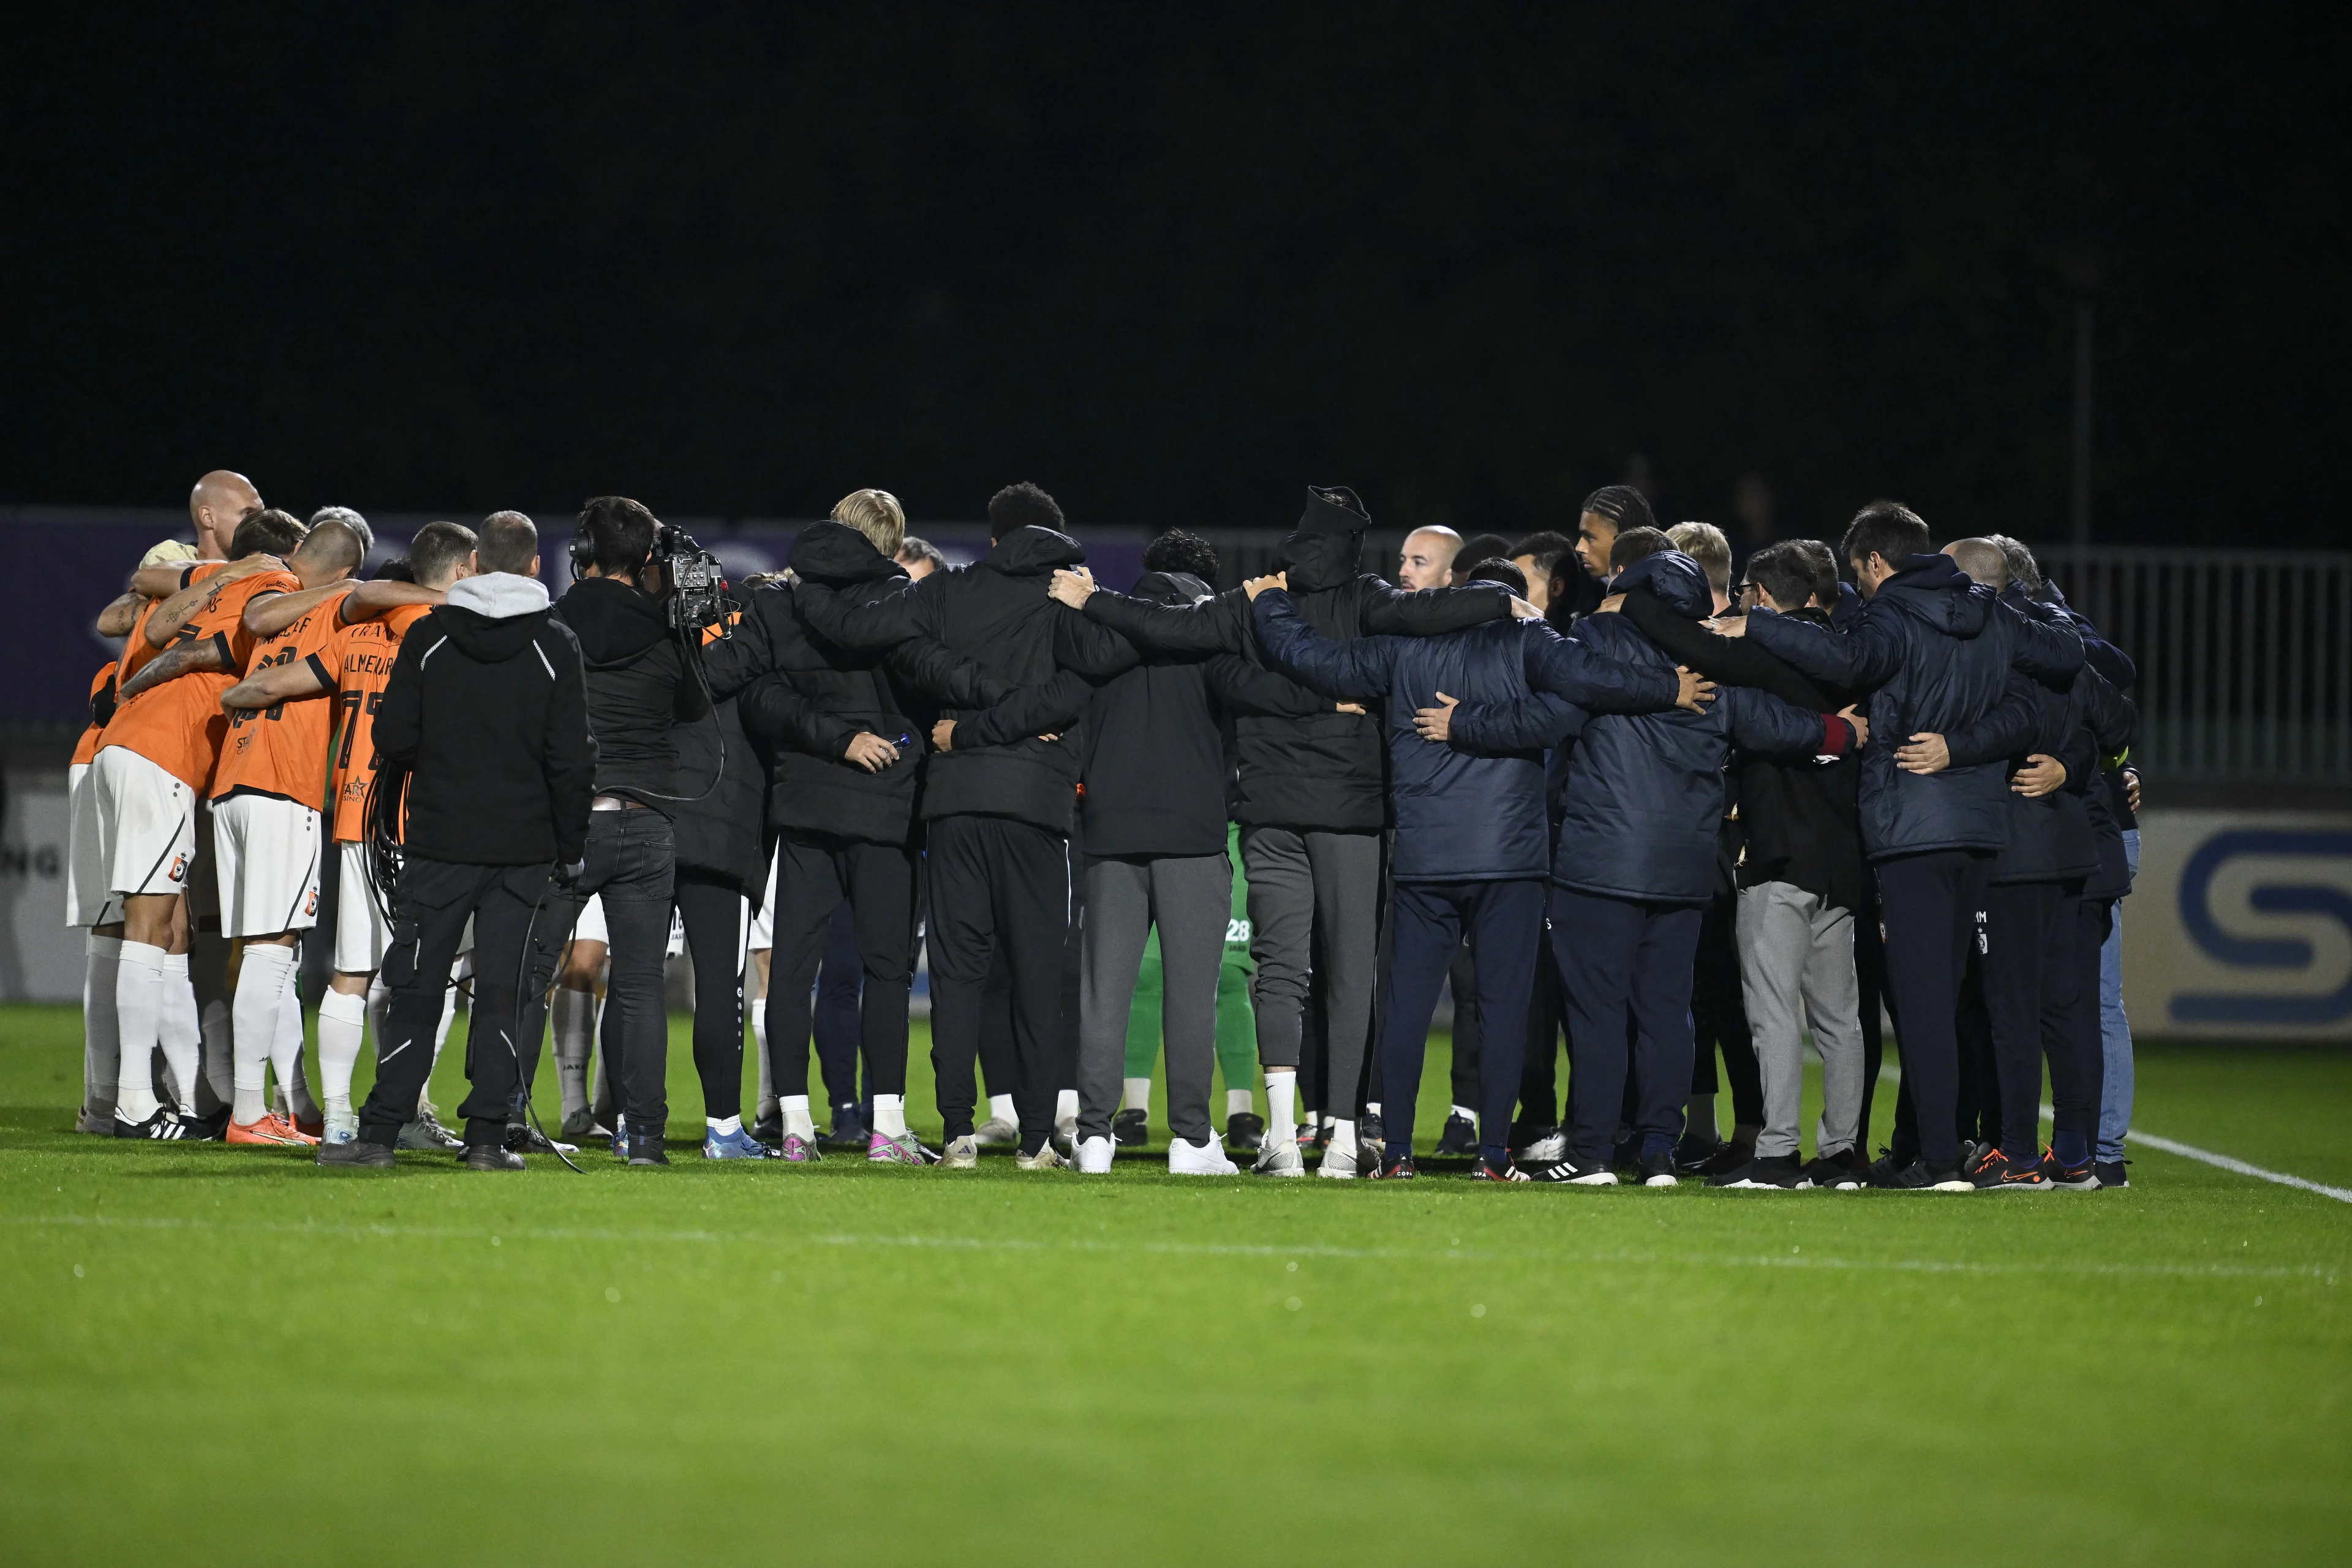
[564, 809, 676, 1136]
[2098, 829, 2139, 1161]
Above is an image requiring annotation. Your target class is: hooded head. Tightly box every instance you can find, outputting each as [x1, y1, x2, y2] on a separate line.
[1610, 535, 1713, 620]
[790, 518, 904, 587]
[1278, 484, 1373, 589]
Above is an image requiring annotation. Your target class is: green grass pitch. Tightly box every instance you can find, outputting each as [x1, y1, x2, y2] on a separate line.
[1, 1002, 2346, 1564]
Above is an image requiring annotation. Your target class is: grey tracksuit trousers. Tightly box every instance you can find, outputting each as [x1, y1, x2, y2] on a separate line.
[1240, 827, 1382, 1118]
[1735, 880, 1866, 1160]
[1077, 853, 1233, 1145]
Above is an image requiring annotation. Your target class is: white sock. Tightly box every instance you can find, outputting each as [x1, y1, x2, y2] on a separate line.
[552, 987, 595, 1119]
[873, 1093, 907, 1138]
[1330, 1117, 1358, 1155]
[113, 941, 167, 1121]
[781, 1095, 815, 1140]
[366, 973, 390, 1053]
[83, 935, 123, 1110]
[1451, 1102, 1477, 1124]
[317, 990, 367, 1112]
[434, 984, 458, 1058]
[231, 943, 296, 1125]
[707, 1114, 742, 1137]
[1265, 1072, 1297, 1142]
[1366, 1100, 1382, 1118]
[1054, 1087, 1078, 1125]
[1123, 1076, 1152, 1113]
[1227, 1087, 1254, 1117]
[1687, 1091, 1717, 1142]
[987, 1093, 1015, 1125]
[274, 963, 315, 1118]
[158, 952, 201, 1112]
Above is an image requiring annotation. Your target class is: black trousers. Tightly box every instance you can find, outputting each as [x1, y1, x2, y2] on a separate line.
[925, 814, 1070, 1147]
[764, 832, 918, 1105]
[1446, 929, 1567, 1137]
[2049, 895, 2109, 1145]
[1379, 878, 1546, 1161]
[675, 870, 748, 1121]
[1554, 886, 1705, 1167]
[813, 899, 864, 1108]
[1878, 848, 1994, 1167]
[361, 858, 569, 1149]
[1687, 893, 1763, 1127]
[1446, 938, 1482, 1110]
[1853, 871, 1889, 1139]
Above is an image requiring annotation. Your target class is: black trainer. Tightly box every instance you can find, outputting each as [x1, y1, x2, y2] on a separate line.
[1372, 1151, 1417, 1180]
[1673, 1132, 1727, 1174]
[1709, 1153, 1807, 1189]
[2039, 1150, 2098, 1191]
[1472, 1156, 1529, 1182]
[1803, 1148, 1871, 1189]
[626, 1118, 671, 1167]
[1360, 1109, 1386, 1147]
[461, 1144, 526, 1171]
[176, 1106, 230, 1141]
[317, 1139, 394, 1169]
[1969, 1148, 2050, 1192]
[1635, 1147, 1679, 1188]
[1872, 1158, 1971, 1191]
[113, 1107, 196, 1140]
[1225, 1111, 1265, 1153]
[1434, 1111, 1479, 1157]
[752, 1108, 783, 1145]
[1529, 1157, 1616, 1186]
[1112, 1107, 1151, 1147]
[822, 1104, 869, 1148]
[2095, 1158, 2130, 1189]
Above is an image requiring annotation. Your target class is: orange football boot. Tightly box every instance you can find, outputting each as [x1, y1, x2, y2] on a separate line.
[228, 1110, 320, 1147]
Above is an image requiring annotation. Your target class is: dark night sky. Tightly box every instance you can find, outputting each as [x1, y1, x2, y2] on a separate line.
[6, 3, 2346, 546]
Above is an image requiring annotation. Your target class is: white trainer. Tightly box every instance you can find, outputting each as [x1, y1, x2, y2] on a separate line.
[1015, 1141, 1069, 1172]
[1253, 1137, 1305, 1177]
[1317, 1135, 1368, 1179]
[971, 1115, 1019, 1147]
[1169, 1134, 1238, 1175]
[1076, 1134, 1115, 1174]
[1516, 1128, 1567, 1164]
[940, 1134, 979, 1169]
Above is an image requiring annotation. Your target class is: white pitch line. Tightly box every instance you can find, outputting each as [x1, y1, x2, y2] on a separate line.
[2127, 1131, 2352, 1206]
[2, 1211, 2337, 1281]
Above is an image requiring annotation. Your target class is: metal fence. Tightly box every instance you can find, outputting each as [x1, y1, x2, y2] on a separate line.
[2040, 547, 2352, 786]
[1189, 532, 2352, 788]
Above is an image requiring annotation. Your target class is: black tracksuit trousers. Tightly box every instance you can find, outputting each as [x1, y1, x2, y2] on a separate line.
[1687, 893, 1764, 1128]
[1379, 878, 1546, 1164]
[1879, 848, 1995, 1168]
[813, 899, 864, 1110]
[361, 858, 570, 1150]
[1553, 886, 1706, 1168]
[925, 814, 1071, 1150]
[764, 832, 918, 1106]
[675, 870, 749, 1121]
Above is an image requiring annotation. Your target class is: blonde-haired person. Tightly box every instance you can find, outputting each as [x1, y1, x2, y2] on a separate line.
[1667, 521, 1734, 615]
[698, 491, 1010, 1161]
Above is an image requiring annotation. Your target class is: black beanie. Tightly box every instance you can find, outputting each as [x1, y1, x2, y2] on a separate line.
[1298, 484, 1371, 534]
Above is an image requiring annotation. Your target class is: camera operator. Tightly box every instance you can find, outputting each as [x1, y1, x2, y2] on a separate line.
[550, 496, 717, 1167]
[322, 511, 596, 1169]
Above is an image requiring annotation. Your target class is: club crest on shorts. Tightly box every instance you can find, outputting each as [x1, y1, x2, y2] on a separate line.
[168, 853, 188, 884]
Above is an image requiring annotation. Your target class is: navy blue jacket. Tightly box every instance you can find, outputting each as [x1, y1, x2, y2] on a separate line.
[1252, 590, 1675, 883]
[1495, 553, 1833, 906]
[1746, 552, 2084, 862]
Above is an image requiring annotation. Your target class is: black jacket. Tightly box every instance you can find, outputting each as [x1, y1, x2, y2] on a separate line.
[702, 524, 1007, 847]
[374, 573, 596, 868]
[1484, 552, 1833, 907]
[1618, 592, 1864, 912]
[1747, 552, 2085, 862]
[1080, 519, 1512, 834]
[1257, 592, 1676, 883]
[796, 526, 1133, 834]
[1074, 571, 1226, 859]
[668, 679, 768, 902]
[551, 576, 710, 811]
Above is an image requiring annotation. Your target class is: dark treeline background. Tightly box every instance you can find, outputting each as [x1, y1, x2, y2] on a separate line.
[5, 3, 2345, 546]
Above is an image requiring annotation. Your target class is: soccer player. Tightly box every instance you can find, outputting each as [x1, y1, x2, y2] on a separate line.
[98, 507, 307, 1137]
[218, 521, 473, 1144]
[204, 517, 372, 1143]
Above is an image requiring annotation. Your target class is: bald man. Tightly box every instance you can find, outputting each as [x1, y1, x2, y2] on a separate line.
[1396, 527, 1462, 592]
[190, 472, 263, 559]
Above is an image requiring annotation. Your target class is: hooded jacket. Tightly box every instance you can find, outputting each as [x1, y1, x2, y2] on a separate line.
[1253, 587, 1678, 883]
[1074, 570, 1228, 859]
[1746, 552, 2085, 862]
[1079, 489, 1513, 833]
[551, 575, 710, 810]
[1491, 552, 1836, 906]
[701, 522, 1008, 848]
[668, 628, 768, 902]
[372, 572, 596, 867]
[794, 526, 1134, 833]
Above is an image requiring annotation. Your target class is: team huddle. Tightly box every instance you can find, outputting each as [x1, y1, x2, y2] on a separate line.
[67, 470, 2146, 1191]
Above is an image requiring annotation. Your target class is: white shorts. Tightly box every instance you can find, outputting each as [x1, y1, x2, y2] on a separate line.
[747, 848, 778, 950]
[573, 893, 608, 947]
[66, 762, 122, 927]
[332, 839, 392, 974]
[211, 794, 323, 939]
[92, 745, 195, 899]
